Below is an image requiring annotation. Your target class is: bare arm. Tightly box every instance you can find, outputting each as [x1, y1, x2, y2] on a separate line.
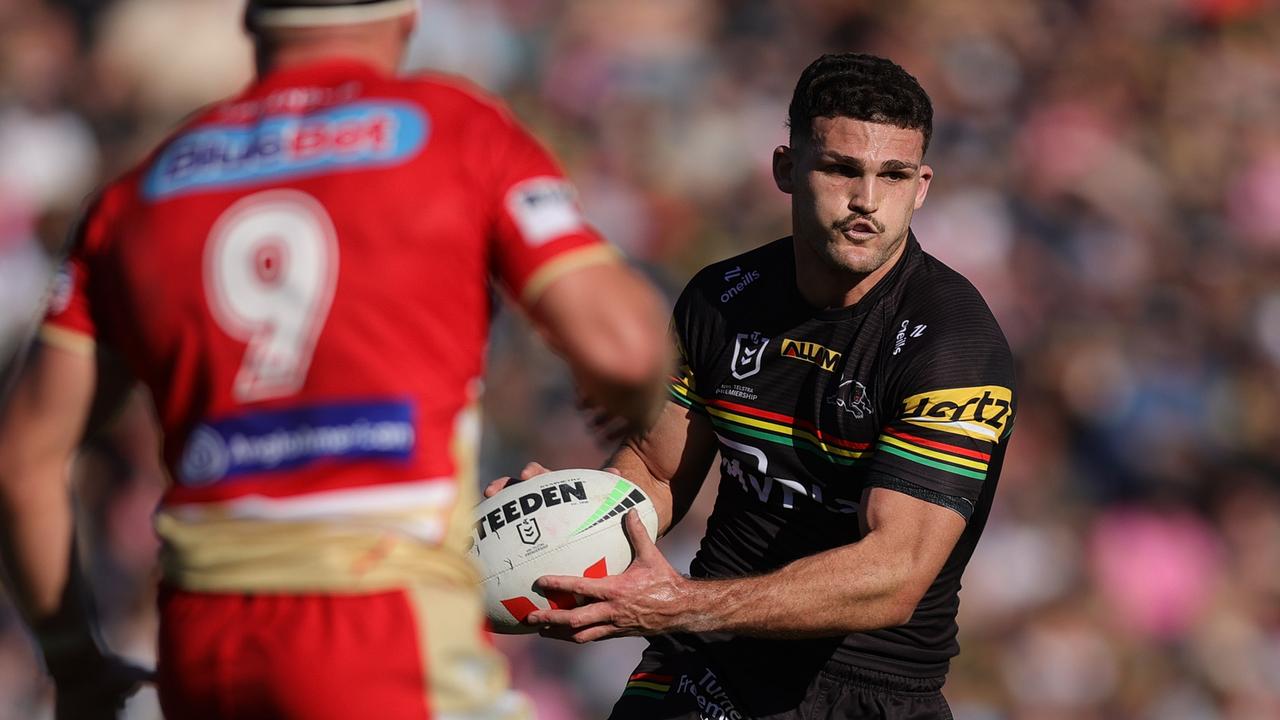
[489, 400, 719, 535]
[0, 342, 98, 625]
[605, 400, 719, 535]
[526, 261, 671, 437]
[0, 339, 151, 710]
[530, 486, 966, 640]
[670, 487, 965, 635]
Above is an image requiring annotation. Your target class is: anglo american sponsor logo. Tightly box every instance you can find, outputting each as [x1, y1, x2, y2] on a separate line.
[780, 338, 842, 372]
[143, 102, 428, 199]
[473, 480, 588, 542]
[900, 385, 1013, 441]
[178, 400, 416, 486]
[719, 266, 761, 303]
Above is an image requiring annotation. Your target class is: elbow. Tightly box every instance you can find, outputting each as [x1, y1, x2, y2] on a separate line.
[882, 594, 920, 628]
[878, 576, 931, 628]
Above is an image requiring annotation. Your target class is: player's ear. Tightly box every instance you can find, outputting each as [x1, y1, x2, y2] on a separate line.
[914, 163, 933, 210]
[772, 145, 794, 194]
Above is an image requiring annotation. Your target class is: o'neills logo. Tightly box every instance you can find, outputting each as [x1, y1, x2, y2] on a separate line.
[720, 266, 762, 303]
[474, 481, 587, 541]
[780, 338, 841, 372]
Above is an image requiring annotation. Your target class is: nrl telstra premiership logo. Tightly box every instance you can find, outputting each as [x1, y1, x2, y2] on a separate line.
[730, 332, 769, 380]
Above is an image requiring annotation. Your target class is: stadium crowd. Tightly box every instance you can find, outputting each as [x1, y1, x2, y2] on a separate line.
[1, 0, 1278, 718]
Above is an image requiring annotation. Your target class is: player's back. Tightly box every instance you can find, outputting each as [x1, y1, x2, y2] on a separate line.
[48, 59, 610, 592]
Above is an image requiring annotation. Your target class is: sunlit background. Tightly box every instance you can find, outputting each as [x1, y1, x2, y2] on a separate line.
[2, 0, 1279, 718]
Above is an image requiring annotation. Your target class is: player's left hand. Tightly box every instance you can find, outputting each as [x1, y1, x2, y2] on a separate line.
[526, 509, 688, 642]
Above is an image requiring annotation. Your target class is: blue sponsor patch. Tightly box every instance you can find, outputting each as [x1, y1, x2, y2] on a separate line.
[143, 101, 428, 200]
[179, 399, 416, 486]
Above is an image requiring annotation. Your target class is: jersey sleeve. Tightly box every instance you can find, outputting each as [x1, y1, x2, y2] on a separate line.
[666, 276, 712, 415]
[484, 109, 616, 307]
[40, 198, 106, 356]
[864, 322, 1016, 520]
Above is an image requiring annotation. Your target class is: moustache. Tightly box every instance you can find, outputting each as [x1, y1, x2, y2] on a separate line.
[834, 215, 885, 233]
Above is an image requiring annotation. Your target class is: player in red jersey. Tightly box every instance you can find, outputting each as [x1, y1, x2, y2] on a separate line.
[0, 1, 669, 718]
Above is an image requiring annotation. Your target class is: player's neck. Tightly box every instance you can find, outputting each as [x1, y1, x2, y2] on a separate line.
[258, 42, 401, 77]
[793, 234, 908, 310]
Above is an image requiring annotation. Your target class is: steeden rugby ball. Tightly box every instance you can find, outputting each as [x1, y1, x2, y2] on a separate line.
[470, 468, 658, 634]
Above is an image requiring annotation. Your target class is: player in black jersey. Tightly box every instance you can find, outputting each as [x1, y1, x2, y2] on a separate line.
[491, 53, 1015, 719]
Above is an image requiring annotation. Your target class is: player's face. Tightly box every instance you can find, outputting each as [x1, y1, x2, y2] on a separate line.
[774, 117, 932, 279]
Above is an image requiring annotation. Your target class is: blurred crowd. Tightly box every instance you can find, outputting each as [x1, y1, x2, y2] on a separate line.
[2, 0, 1280, 718]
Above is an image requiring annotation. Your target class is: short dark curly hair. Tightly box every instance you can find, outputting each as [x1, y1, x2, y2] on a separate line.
[788, 53, 933, 155]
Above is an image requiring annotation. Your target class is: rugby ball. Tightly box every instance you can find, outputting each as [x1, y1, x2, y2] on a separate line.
[470, 468, 658, 634]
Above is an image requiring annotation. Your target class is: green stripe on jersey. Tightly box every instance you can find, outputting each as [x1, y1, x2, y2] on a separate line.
[877, 443, 987, 480]
[709, 416, 864, 466]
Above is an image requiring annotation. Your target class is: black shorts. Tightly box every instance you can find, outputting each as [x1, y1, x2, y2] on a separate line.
[609, 638, 952, 720]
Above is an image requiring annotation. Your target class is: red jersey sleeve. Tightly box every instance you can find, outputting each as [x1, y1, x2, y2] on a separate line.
[484, 111, 616, 306]
[40, 197, 106, 355]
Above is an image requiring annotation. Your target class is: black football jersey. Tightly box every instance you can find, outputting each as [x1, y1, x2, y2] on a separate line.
[667, 233, 1016, 679]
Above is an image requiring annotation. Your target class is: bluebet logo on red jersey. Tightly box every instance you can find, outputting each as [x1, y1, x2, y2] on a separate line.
[143, 102, 428, 200]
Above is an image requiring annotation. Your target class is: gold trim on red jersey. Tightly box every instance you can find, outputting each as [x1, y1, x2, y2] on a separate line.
[520, 244, 620, 306]
[38, 324, 96, 356]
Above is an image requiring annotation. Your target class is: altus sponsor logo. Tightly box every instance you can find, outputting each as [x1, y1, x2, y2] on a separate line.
[780, 338, 842, 372]
[720, 266, 761, 303]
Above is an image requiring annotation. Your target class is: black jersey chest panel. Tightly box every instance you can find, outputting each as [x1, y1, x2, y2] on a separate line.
[684, 239, 927, 533]
[699, 301, 897, 521]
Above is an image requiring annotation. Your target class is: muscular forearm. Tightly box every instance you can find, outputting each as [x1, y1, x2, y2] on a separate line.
[604, 402, 715, 536]
[672, 530, 922, 638]
[606, 443, 677, 535]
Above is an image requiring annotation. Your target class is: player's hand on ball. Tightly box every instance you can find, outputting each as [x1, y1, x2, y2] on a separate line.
[527, 509, 686, 642]
[483, 461, 551, 498]
[483, 462, 622, 498]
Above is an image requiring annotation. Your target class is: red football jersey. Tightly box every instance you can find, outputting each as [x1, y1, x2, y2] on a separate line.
[42, 60, 615, 591]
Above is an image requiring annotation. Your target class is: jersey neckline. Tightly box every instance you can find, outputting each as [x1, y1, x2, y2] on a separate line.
[251, 57, 391, 93]
[782, 232, 920, 323]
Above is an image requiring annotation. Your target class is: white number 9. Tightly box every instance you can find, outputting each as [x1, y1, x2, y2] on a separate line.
[205, 190, 339, 402]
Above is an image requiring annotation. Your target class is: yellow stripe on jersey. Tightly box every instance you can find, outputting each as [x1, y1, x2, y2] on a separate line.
[703, 405, 868, 460]
[878, 433, 989, 471]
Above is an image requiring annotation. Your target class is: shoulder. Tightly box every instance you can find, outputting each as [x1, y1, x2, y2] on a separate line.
[71, 166, 146, 256]
[393, 71, 517, 127]
[886, 245, 1014, 388]
[679, 238, 791, 311]
[895, 247, 1008, 348]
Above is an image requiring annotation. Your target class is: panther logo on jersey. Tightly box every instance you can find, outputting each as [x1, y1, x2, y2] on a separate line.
[730, 332, 769, 380]
[827, 379, 874, 419]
